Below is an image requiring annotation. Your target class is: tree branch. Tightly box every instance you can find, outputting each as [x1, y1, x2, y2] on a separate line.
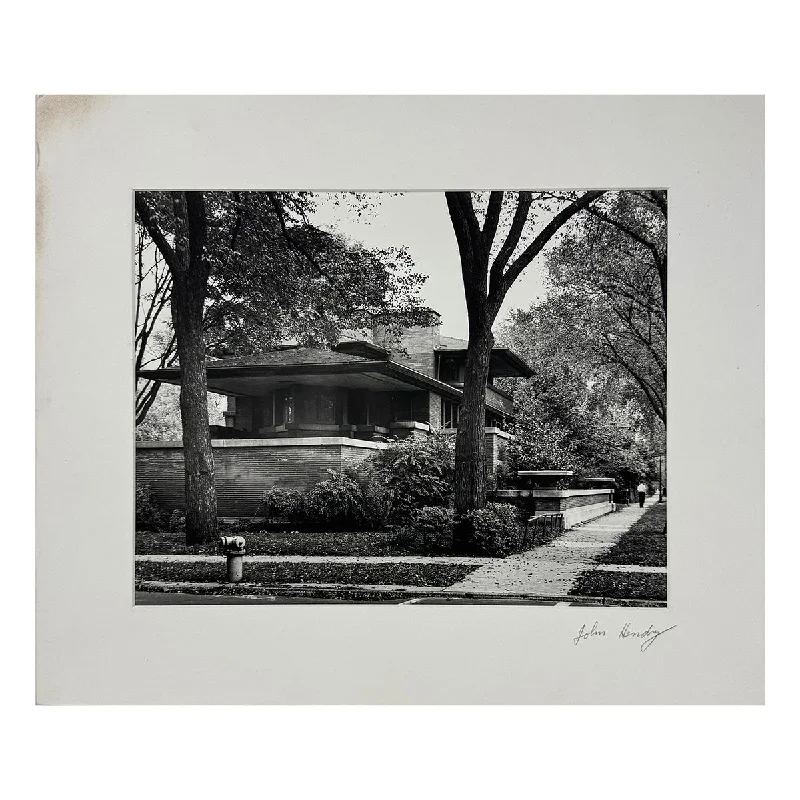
[445, 193, 489, 323]
[493, 190, 606, 309]
[266, 192, 349, 303]
[488, 191, 532, 295]
[135, 193, 179, 272]
[600, 332, 665, 423]
[481, 191, 503, 255]
[588, 203, 666, 315]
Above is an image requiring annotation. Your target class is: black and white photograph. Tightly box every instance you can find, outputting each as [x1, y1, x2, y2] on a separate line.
[134, 189, 667, 606]
[35, 92, 764, 711]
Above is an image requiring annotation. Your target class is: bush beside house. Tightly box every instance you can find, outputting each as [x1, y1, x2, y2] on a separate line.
[135, 484, 169, 531]
[458, 503, 525, 557]
[138, 435, 534, 559]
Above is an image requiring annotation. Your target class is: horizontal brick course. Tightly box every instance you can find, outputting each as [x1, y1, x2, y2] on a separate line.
[136, 440, 383, 517]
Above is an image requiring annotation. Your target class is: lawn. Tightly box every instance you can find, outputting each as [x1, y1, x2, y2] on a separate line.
[597, 502, 667, 567]
[136, 528, 440, 557]
[569, 502, 667, 602]
[570, 571, 667, 601]
[135, 558, 477, 588]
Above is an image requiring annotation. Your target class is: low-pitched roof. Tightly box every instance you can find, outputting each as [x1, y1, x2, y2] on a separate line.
[208, 347, 368, 368]
[138, 354, 465, 401]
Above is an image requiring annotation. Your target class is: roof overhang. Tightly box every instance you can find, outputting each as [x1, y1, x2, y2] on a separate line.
[435, 347, 533, 378]
[333, 340, 391, 359]
[138, 359, 464, 401]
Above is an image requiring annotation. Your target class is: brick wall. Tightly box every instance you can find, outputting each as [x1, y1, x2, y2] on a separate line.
[373, 323, 440, 377]
[563, 492, 612, 510]
[428, 392, 442, 429]
[136, 439, 385, 517]
[484, 428, 511, 475]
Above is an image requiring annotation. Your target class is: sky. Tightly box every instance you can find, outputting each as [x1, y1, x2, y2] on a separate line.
[308, 192, 550, 340]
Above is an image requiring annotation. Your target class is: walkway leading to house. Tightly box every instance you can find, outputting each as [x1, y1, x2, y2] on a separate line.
[444, 498, 660, 596]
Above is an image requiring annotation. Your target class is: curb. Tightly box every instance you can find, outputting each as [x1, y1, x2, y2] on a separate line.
[135, 580, 667, 607]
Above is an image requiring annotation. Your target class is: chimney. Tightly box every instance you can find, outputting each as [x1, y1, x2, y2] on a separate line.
[372, 319, 442, 377]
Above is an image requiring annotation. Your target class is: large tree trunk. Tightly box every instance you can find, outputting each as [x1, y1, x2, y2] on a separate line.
[453, 328, 494, 516]
[170, 192, 218, 545]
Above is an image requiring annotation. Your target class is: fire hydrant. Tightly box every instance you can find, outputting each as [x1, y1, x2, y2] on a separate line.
[218, 535, 246, 583]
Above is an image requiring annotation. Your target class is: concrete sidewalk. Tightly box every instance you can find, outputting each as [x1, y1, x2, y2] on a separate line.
[136, 553, 492, 566]
[444, 497, 659, 596]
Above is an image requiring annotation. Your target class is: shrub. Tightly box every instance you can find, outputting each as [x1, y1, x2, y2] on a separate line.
[407, 506, 455, 553]
[505, 417, 581, 479]
[260, 485, 304, 521]
[167, 509, 185, 533]
[363, 433, 455, 522]
[492, 461, 514, 490]
[462, 502, 524, 557]
[135, 484, 169, 531]
[264, 471, 387, 531]
[301, 470, 373, 529]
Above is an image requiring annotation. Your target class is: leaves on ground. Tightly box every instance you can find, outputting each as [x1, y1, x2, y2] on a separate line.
[135, 560, 477, 588]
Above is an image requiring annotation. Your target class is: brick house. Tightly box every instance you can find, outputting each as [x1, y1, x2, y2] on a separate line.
[136, 322, 531, 516]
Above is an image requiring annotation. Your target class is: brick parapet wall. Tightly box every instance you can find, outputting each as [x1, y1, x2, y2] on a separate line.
[136, 438, 385, 517]
[492, 488, 614, 529]
[494, 489, 613, 512]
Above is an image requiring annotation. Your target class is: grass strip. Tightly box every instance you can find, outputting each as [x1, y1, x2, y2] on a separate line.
[135, 559, 476, 588]
[570, 571, 667, 601]
[137, 529, 437, 557]
[598, 502, 667, 568]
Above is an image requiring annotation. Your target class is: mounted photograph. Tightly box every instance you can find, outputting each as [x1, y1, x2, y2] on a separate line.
[134, 189, 667, 606]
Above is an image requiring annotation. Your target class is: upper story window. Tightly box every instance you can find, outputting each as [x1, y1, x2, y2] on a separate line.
[439, 356, 462, 383]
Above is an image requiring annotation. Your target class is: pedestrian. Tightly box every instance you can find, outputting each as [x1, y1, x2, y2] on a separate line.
[636, 481, 648, 508]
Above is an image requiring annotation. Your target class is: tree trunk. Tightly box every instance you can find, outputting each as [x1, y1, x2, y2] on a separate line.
[453, 328, 494, 516]
[171, 193, 218, 545]
[172, 285, 218, 544]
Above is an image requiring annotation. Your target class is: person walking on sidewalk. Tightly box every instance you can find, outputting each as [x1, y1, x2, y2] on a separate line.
[636, 481, 648, 508]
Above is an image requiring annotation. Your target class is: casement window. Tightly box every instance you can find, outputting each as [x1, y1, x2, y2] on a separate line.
[443, 399, 460, 429]
[275, 388, 292, 425]
[298, 387, 336, 423]
[252, 393, 275, 431]
[391, 393, 415, 422]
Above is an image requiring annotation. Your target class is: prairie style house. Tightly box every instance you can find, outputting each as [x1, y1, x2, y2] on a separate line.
[136, 323, 531, 516]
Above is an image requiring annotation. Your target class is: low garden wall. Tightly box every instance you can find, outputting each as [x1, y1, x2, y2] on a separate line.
[493, 488, 614, 529]
[136, 437, 386, 517]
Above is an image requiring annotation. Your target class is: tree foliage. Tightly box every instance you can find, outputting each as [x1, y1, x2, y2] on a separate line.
[135, 384, 225, 441]
[444, 190, 608, 513]
[135, 191, 436, 425]
[543, 190, 667, 426]
[495, 191, 668, 486]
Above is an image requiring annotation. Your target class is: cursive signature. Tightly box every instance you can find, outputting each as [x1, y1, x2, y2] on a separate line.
[573, 621, 606, 645]
[619, 622, 676, 652]
[573, 621, 676, 652]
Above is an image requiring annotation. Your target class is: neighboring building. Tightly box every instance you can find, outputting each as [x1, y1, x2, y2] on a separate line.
[136, 322, 531, 516]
